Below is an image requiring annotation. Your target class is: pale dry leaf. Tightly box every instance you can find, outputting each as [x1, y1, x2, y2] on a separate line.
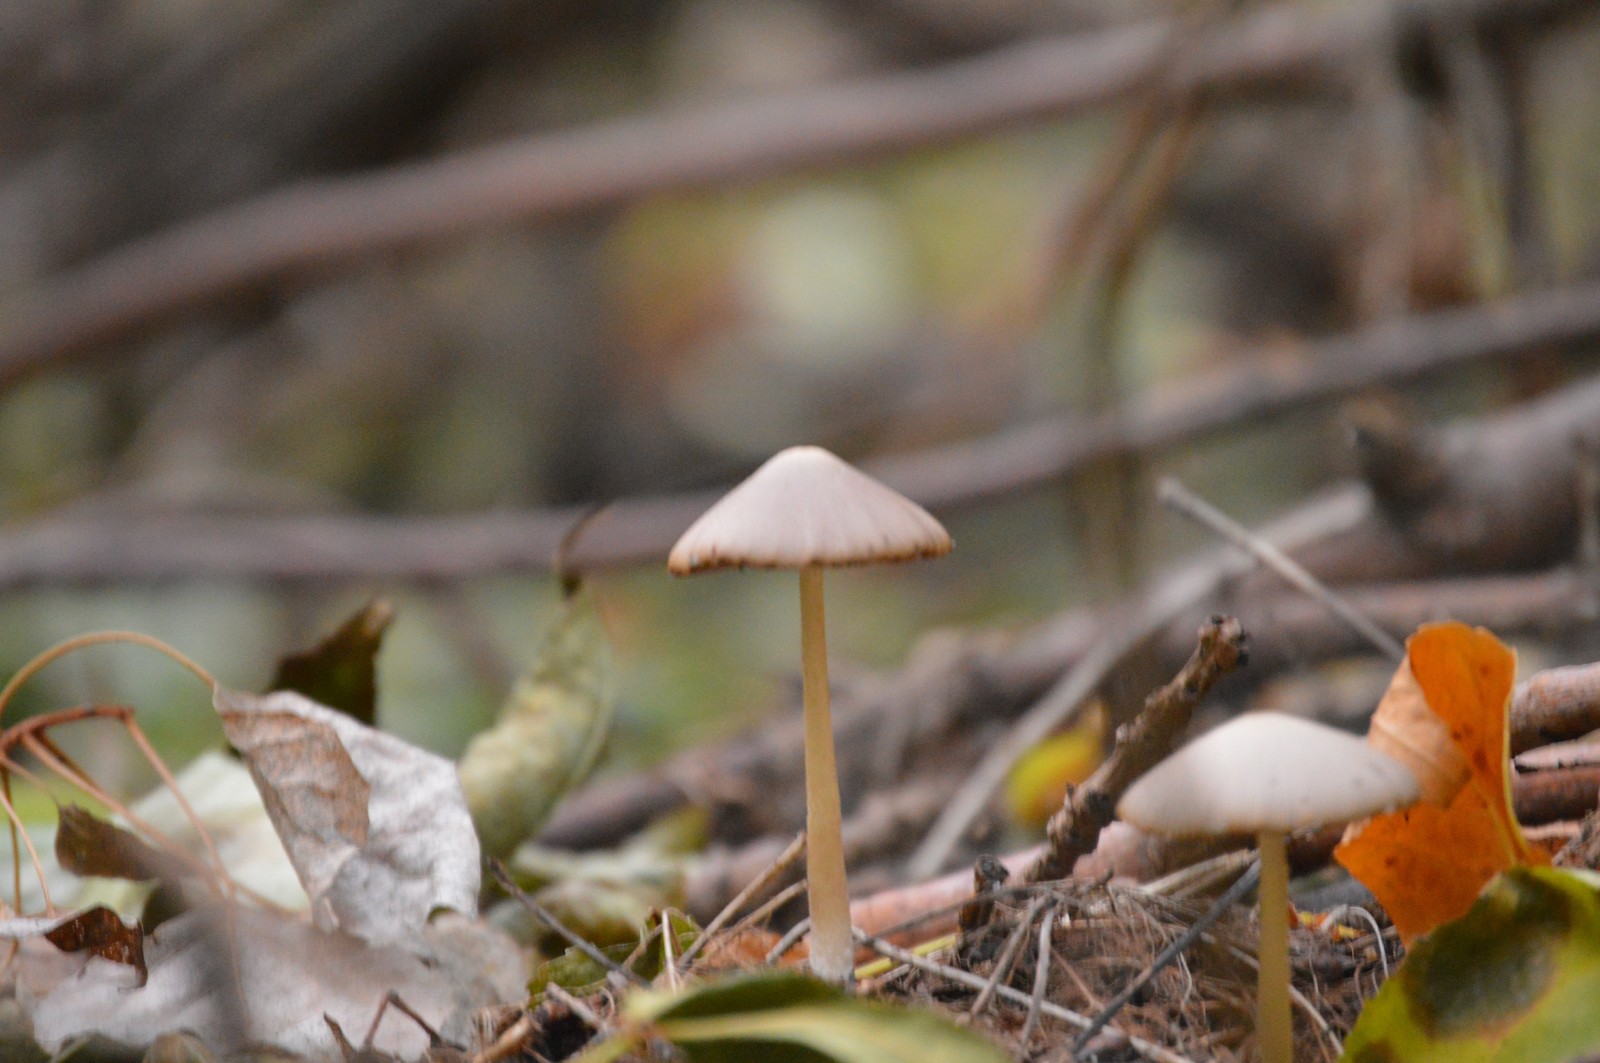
[1366, 655, 1469, 805]
[25, 905, 522, 1058]
[214, 687, 480, 943]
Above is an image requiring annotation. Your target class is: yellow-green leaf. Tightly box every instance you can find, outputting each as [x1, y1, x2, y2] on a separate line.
[458, 590, 616, 858]
[1343, 867, 1600, 1062]
[576, 972, 1008, 1063]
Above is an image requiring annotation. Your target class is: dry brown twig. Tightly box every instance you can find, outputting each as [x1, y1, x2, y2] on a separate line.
[1025, 616, 1249, 884]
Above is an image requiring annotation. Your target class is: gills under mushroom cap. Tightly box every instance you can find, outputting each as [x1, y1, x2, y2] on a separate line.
[1117, 713, 1421, 837]
[668, 445, 952, 574]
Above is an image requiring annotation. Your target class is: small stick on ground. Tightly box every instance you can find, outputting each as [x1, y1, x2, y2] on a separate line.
[471, 1013, 534, 1063]
[679, 831, 804, 970]
[1025, 615, 1248, 883]
[1019, 902, 1057, 1049]
[765, 915, 811, 965]
[489, 860, 648, 988]
[544, 983, 608, 1039]
[969, 895, 1050, 1017]
[1158, 477, 1404, 660]
[728, 880, 806, 940]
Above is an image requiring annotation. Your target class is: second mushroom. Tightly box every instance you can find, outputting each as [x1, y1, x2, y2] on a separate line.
[669, 445, 951, 983]
[1117, 713, 1419, 1063]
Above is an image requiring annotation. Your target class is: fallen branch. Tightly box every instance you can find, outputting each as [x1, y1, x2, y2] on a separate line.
[4, 291, 1600, 586]
[0, 0, 1579, 385]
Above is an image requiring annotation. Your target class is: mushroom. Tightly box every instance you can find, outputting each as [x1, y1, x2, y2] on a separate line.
[1116, 713, 1419, 1063]
[669, 445, 951, 982]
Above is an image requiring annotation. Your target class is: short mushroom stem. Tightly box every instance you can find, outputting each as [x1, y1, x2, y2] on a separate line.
[799, 565, 853, 985]
[1255, 830, 1292, 1063]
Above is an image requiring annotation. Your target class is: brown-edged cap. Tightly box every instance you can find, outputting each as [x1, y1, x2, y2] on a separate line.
[668, 445, 951, 575]
[1116, 713, 1420, 837]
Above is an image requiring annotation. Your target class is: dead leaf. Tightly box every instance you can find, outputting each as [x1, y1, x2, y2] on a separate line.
[270, 599, 393, 725]
[214, 687, 479, 943]
[0, 906, 146, 986]
[1337, 622, 1549, 942]
[55, 804, 181, 884]
[458, 590, 616, 858]
[26, 906, 521, 1058]
[1365, 649, 1470, 805]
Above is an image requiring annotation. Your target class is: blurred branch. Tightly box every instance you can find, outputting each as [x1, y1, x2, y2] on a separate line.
[0, 0, 1579, 387]
[542, 565, 1600, 853]
[3, 283, 1599, 586]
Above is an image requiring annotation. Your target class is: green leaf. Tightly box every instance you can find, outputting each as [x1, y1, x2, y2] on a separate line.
[458, 590, 616, 858]
[1344, 866, 1600, 1062]
[268, 599, 393, 724]
[598, 972, 1008, 1063]
[626, 970, 840, 1023]
[659, 1003, 1009, 1063]
[529, 912, 701, 998]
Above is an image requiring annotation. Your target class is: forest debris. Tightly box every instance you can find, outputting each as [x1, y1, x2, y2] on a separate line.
[0, 907, 145, 985]
[1337, 623, 1549, 944]
[870, 877, 1379, 1062]
[214, 687, 481, 944]
[54, 804, 176, 883]
[24, 906, 520, 1058]
[1025, 615, 1248, 883]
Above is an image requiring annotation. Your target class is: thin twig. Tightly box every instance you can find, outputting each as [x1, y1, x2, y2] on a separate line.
[679, 831, 804, 970]
[1019, 903, 1058, 1048]
[489, 861, 648, 988]
[1158, 477, 1405, 660]
[854, 930, 1197, 1063]
[1072, 860, 1260, 1056]
[470, 1013, 534, 1063]
[1319, 905, 1389, 981]
[764, 916, 811, 966]
[969, 896, 1051, 1017]
[727, 880, 807, 940]
[544, 983, 607, 1038]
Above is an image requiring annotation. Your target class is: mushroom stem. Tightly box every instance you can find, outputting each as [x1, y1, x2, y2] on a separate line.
[1255, 830, 1292, 1063]
[799, 565, 853, 984]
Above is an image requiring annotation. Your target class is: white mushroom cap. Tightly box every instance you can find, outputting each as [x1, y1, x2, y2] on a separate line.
[1117, 713, 1421, 837]
[668, 445, 952, 574]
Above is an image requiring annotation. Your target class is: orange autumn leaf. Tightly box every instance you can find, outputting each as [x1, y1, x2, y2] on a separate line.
[1335, 622, 1548, 944]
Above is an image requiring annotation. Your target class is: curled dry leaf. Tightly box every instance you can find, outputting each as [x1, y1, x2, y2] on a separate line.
[458, 590, 616, 859]
[55, 804, 175, 883]
[0, 906, 146, 986]
[214, 687, 480, 943]
[269, 598, 394, 725]
[1337, 622, 1549, 943]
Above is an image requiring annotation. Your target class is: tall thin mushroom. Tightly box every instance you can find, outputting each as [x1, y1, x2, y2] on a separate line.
[669, 445, 951, 983]
[1117, 713, 1419, 1063]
